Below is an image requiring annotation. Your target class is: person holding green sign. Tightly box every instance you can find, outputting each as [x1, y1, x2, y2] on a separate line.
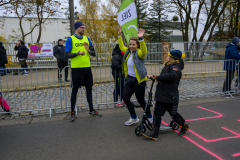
[118, 26, 152, 126]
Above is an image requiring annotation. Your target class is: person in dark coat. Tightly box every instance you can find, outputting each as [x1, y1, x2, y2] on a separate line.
[111, 44, 125, 107]
[143, 50, 190, 141]
[15, 41, 29, 75]
[13, 40, 21, 75]
[0, 42, 8, 76]
[222, 37, 240, 92]
[53, 39, 69, 82]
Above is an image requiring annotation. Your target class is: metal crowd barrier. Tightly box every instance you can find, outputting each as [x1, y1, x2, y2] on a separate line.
[0, 60, 238, 117]
[2, 41, 229, 68]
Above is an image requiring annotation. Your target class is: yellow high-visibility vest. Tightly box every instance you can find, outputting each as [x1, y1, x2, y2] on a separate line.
[70, 35, 90, 68]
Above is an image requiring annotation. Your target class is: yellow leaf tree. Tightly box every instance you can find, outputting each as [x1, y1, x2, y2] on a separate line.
[77, 0, 119, 63]
[77, 0, 118, 43]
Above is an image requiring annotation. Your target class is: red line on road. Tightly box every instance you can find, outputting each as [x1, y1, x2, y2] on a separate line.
[188, 128, 240, 142]
[161, 120, 224, 160]
[232, 153, 240, 157]
[221, 127, 240, 136]
[184, 136, 224, 160]
[186, 106, 223, 122]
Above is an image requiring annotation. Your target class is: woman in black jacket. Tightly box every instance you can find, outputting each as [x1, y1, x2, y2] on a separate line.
[143, 50, 190, 141]
[111, 44, 125, 107]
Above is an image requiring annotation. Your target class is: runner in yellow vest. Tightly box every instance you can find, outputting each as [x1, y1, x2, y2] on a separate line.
[65, 21, 101, 122]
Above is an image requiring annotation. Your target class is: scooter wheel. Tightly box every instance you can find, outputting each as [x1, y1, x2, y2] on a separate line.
[135, 125, 146, 136]
[172, 122, 179, 130]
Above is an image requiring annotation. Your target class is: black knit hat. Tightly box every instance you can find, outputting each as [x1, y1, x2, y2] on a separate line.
[232, 37, 240, 46]
[74, 21, 84, 30]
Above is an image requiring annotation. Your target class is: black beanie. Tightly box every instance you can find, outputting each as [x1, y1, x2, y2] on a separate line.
[74, 21, 84, 30]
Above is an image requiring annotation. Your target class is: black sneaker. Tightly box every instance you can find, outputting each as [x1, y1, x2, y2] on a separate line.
[70, 112, 75, 122]
[142, 127, 159, 141]
[178, 124, 190, 136]
[65, 79, 70, 82]
[5, 109, 11, 116]
[89, 109, 102, 117]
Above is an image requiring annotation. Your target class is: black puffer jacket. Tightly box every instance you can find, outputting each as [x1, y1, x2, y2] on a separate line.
[111, 44, 124, 78]
[0, 45, 8, 64]
[53, 44, 67, 62]
[16, 45, 29, 59]
[155, 59, 184, 104]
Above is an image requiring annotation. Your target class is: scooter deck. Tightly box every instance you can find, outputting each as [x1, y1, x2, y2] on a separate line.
[159, 126, 172, 131]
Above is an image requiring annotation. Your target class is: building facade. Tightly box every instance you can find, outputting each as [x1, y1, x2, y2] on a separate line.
[0, 16, 70, 43]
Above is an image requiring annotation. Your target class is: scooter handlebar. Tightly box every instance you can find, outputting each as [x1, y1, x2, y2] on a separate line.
[148, 76, 156, 81]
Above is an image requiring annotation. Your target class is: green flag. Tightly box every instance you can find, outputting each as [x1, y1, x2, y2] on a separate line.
[118, 0, 138, 44]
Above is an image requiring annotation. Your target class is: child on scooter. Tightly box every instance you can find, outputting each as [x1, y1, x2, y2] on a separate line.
[143, 50, 190, 141]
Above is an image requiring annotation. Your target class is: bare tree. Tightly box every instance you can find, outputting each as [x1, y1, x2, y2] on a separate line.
[4, 0, 39, 42]
[0, 0, 23, 7]
[168, 0, 231, 60]
[35, 0, 61, 43]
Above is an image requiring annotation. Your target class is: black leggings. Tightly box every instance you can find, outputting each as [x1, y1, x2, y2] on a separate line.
[123, 80, 150, 116]
[71, 85, 93, 112]
[222, 70, 235, 92]
[58, 61, 68, 80]
[153, 101, 185, 128]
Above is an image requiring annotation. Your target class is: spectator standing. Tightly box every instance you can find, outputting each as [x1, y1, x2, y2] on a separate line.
[53, 39, 69, 82]
[111, 44, 125, 107]
[15, 41, 29, 75]
[222, 37, 240, 93]
[0, 42, 8, 76]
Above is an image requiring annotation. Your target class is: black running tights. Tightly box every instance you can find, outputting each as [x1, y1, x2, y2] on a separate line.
[71, 86, 93, 112]
[123, 80, 150, 116]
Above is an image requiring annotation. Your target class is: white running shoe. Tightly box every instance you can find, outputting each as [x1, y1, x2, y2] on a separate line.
[124, 117, 139, 126]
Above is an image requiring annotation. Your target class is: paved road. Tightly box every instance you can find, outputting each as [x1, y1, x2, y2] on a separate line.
[1, 96, 240, 160]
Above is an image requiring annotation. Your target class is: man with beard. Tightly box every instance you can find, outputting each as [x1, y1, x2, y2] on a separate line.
[65, 21, 101, 121]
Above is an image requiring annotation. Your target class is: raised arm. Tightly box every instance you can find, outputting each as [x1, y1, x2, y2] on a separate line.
[137, 28, 147, 59]
[118, 26, 128, 53]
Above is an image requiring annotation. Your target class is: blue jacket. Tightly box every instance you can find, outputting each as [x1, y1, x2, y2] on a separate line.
[224, 43, 240, 70]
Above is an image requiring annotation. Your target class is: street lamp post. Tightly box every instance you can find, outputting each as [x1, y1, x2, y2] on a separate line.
[69, 0, 75, 35]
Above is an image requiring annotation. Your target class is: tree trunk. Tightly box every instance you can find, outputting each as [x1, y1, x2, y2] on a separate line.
[235, 0, 240, 36]
[36, 4, 41, 43]
[37, 22, 42, 43]
[200, 42, 210, 60]
[19, 18, 25, 41]
[194, 42, 201, 61]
